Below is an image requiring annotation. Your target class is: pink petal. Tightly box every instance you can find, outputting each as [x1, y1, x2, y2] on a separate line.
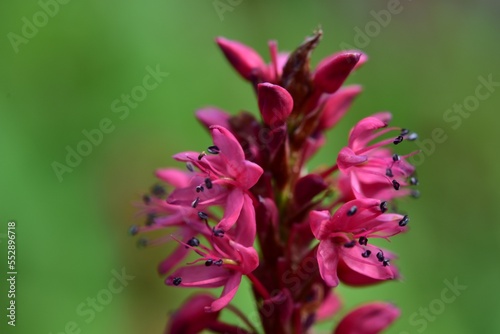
[230, 194, 256, 247]
[155, 168, 193, 188]
[157, 243, 190, 275]
[334, 302, 400, 334]
[216, 37, 267, 81]
[316, 292, 342, 321]
[319, 85, 362, 130]
[166, 293, 220, 334]
[317, 240, 340, 287]
[348, 115, 390, 151]
[313, 52, 361, 94]
[207, 273, 242, 312]
[257, 83, 294, 127]
[217, 188, 244, 232]
[337, 147, 368, 171]
[196, 107, 231, 129]
[308, 210, 331, 240]
[339, 246, 396, 282]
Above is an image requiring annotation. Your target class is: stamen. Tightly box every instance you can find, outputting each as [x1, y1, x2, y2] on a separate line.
[187, 237, 200, 247]
[151, 184, 166, 198]
[380, 201, 388, 213]
[198, 211, 209, 220]
[204, 178, 213, 189]
[376, 251, 384, 262]
[205, 259, 213, 266]
[128, 225, 139, 236]
[408, 132, 418, 141]
[347, 206, 357, 216]
[196, 185, 204, 193]
[186, 162, 194, 172]
[361, 250, 372, 258]
[400, 128, 410, 136]
[411, 190, 421, 198]
[207, 145, 220, 154]
[392, 180, 400, 190]
[386, 168, 394, 177]
[214, 259, 223, 266]
[410, 176, 419, 185]
[359, 236, 368, 246]
[213, 228, 225, 237]
[399, 215, 409, 227]
[137, 238, 148, 248]
[142, 194, 151, 205]
[146, 213, 156, 226]
[393, 136, 404, 145]
[198, 152, 206, 160]
[392, 154, 400, 162]
[344, 240, 356, 248]
[172, 277, 182, 286]
[383, 259, 390, 267]
[191, 197, 200, 208]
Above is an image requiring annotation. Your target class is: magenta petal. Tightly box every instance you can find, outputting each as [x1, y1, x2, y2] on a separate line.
[196, 107, 231, 129]
[231, 194, 256, 247]
[257, 83, 294, 127]
[216, 37, 267, 81]
[319, 85, 362, 130]
[313, 53, 361, 94]
[309, 210, 332, 240]
[157, 243, 190, 275]
[155, 168, 192, 188]
[166, 293, 220, 334]
[217, 189, 244, 232]
[337, 147, 368, 171]
[316, 292, 342, 321]
[334, 302, 400, 334]
[207, 273, 242, 312]
[348, 115, 389, 150]
[317, 240, 340, 287]
[339, 246, 396, 282]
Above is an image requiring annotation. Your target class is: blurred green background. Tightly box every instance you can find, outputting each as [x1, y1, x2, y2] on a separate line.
[1, 0, 499, 333]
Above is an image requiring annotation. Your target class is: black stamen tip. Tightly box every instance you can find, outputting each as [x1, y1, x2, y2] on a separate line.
[205, 259, 213, 266]
[191, 197, 200, 208]
[347, 206, 357, 216]
[198, 211, 209, 220]
[204, 178, 213, 189]
[214, 259, 223, 266]
[393, 136, 404, 145]
[376, 251, 385, 262]
[137, 238, 148, 248]
[128, 225, 139, 236]
[213, 228, 224, 237]
[187, 237, 200, 247]
[207, 145, 220, 154]
[142, 194, 151, 205]
[344, 240, 356, 248]
[392, 153, 400, 162]
[196, 185, 204, 193]
[359, 236, 368, 246]
[146, 213, 156, 226]
[362, 250, 372, 258]
[386, 168, 394, 177]
[151, 184, 166, 198]
[392, 180, 401, 190]
[399, 215, 409, 227]
[400, 128, 410, 136]
[411, 190, 421, 198]
[410, 176, 419, 185]
[383, 259, 390, 267]
[380, 201, 388, 213]
[198, 152, 206, 160]
[172, 277, 182, 286]
[186, 162, 194, 172]
[408, 132, 418, 141]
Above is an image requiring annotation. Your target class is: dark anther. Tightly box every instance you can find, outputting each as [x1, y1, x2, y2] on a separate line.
[383, 259, 390, 267]
[399, 215, 409, 227]
[187, 237, 200, 247]
[376, 251, 385, 262]
[198, 152, 206, 160]
[146, 213, 156, 226]
[411, 190, 421, 198]
[128, 225, 139, 236]
[408, 132, 418, 141]
[386, 168, 394, 177]
[347, 206, 357, 216]
[151, 184, 166, 198]
[362, 250, 372, 258]
[137, 238, 148, 248]
[392, 180, 401, 190]
[400, 128, 410, 136]
[213, 228, 225, 237]
[344, 240, 356, 248]
[191, 197, 200, 208]
[204, 178, 213, 189]
[205, 259, 213, 266]
[392, 153, 400, 162]
[393, 136, 404, 145]
[142, 194, 151, 205]
[380, 201, 388, 213]
[359, 236, 368, 246]
[207, 145, 220, 154]
[198, 211, 209, 220]
[410, 176, 419, 185]
[186, 162, 194, 172]
[172, 277, 182, 286]
[214, 259, 223, 266]
[196, 185, 204, 193]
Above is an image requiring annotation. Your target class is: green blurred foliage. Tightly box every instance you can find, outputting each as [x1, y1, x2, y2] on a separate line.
[1, 0, 499, 333]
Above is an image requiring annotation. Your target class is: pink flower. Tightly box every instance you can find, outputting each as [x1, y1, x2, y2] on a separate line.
[309, 198, 408, 287]
[334, 302, 400, 334]
[165, 293, 221, 334]
[336, 112, 418, 200]
[172, 125, 263, 236]
[165, 223, 259, 312]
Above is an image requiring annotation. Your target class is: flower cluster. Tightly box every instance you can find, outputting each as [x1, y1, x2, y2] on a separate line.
[130, 30, 419, 334]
